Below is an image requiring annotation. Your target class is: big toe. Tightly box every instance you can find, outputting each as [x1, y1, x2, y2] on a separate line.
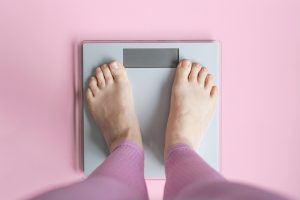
[108, 61, 127, 82]
[175, 59, 192, 82]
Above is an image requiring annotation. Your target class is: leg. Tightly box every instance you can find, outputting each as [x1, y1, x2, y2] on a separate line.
[164, 143, 224, 200]
[32, 61, 148, 200]
[163, 60, 289, 200]
[33, 140, 147, 200]
[164, 59, 221, 199]
[164, 144, 289, 200]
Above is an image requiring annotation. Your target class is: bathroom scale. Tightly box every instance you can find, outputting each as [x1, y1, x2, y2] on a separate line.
[82, 40, 220, 179]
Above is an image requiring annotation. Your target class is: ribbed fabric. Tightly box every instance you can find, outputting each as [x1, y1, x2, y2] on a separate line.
[32, 141, 290, 200]
[164, 143, 290, 200]
[32, 140, 148, 200]
[164, 143, 225, 200]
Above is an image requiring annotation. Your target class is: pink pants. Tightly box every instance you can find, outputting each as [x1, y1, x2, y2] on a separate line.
[32, 140, 289, 200]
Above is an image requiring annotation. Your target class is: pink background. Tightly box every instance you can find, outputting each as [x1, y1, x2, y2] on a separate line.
[1, 0, 300, 199]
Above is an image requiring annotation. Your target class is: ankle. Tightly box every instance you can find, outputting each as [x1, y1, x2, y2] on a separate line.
[109, 127, 142, 152]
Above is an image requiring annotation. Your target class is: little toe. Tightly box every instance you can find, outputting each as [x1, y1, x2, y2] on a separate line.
[210, 85, 218, 98]
[198, 66, 208, 86]
[205, 74, 214, 90]
[95, 67, 105, 88]
[108, 61, 127, 82]
[88, 76, 99, 95]
[101, 64, 113, 84]
[175, 59, 192, 82]
[189, 63, 201, 83]
[86, 88, 94, 102]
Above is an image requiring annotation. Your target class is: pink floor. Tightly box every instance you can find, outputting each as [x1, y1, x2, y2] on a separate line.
[1, 0, 300, 199]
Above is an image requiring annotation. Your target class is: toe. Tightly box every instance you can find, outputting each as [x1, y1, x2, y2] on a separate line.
[175, 59, 192, 82]
[86, 88, 94, 102]
[95, 67, 105, 88]
[101, 64, 113, 84]
[188, 63, 201, 83]
[198, 66, 208, 86]
[210, 85, 218, 98]
[89, 76, 99, 95]
[108, 61, 127, 82]
[205, 74, 214, 90]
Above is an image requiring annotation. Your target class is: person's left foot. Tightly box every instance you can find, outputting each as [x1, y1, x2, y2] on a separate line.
[86, 61, 143, 152]
[164, 59, 218, 154]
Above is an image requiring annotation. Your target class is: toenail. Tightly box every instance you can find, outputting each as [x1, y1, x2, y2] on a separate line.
[101, 64, 108, 69]
[182, 60, 191, 67]
[111, 62, 120, 69]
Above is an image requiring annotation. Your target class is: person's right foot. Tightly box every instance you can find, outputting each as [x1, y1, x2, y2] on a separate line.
[165, 59, 218, 154]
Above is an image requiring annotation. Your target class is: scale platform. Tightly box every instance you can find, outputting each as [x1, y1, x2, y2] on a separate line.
[82, 40, 220, 178]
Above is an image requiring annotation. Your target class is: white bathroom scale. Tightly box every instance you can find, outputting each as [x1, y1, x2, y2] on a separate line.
[82, 40, 220, 179]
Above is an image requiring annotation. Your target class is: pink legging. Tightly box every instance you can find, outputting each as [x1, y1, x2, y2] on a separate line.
[32, 140, 289, 200]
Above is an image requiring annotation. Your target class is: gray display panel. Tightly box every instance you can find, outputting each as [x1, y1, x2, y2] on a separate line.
[123, 48, 179, 68]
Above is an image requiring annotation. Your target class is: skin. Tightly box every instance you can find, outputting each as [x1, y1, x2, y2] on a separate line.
[86, 59, 218, 154]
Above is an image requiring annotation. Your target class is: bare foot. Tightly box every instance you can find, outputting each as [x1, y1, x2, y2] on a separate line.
[86, 61, 142, 152]
[165, 59, 218, 154]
